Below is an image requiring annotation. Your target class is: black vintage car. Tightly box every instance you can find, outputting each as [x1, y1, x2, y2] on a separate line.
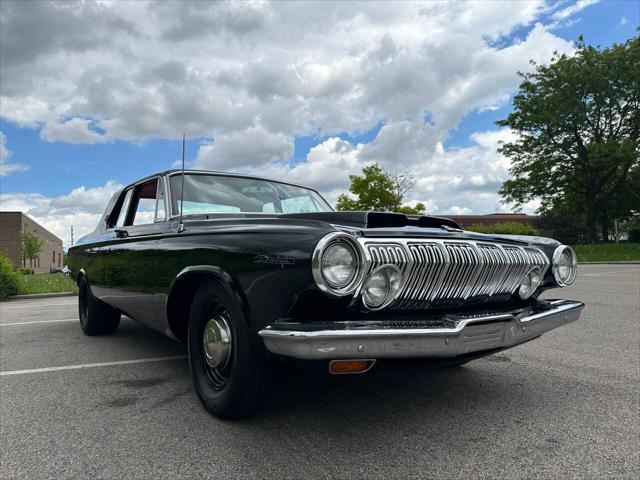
[68, 169, 583, 418]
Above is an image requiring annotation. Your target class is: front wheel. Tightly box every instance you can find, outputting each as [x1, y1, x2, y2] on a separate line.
[78, 277, 120, 336]
[188, 280, 271, 419]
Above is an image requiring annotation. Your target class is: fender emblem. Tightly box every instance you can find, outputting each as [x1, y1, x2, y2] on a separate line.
[253, 254, 295, 265]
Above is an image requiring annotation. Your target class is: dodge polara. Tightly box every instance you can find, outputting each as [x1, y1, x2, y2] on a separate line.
[68, 170, 583, 418]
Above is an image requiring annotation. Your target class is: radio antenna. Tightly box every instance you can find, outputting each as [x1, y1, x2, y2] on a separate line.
[178, 133, 186, 233]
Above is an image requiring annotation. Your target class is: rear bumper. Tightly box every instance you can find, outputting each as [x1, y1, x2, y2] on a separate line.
[258, 299, 584, 360]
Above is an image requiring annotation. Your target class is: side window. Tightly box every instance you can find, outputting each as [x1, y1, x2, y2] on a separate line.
[155, 180, 166, 222]
[115, 189, 133, 228]
[131, 179, 159, 226]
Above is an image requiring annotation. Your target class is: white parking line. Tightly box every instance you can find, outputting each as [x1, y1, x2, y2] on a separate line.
[0, 356, 187, 377]
[0, 318, 78, 326]
[0, 302, 77, 310]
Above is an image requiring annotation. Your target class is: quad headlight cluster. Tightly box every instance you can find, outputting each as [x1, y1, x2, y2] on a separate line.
[516, 244, 577, 300]
[517, 245, 578, 300]
[312, 232, 402, 309]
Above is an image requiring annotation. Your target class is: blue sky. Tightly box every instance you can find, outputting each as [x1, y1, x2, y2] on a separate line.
[0, 0, 637, 242]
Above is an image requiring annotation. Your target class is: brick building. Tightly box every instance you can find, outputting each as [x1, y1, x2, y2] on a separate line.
[0, 212, 64, 273]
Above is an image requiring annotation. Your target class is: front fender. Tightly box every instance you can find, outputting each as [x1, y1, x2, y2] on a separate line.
[165, 265, 250, 342]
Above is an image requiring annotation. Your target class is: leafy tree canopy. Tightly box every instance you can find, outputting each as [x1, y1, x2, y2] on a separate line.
[498, 34, 639, 242]
[336, 164, 426, 215]
[21, 230, 43, 263]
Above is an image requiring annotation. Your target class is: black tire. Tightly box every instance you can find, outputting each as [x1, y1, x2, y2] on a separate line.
[188, 279, 271, 419]
[78, 277, 120, 336]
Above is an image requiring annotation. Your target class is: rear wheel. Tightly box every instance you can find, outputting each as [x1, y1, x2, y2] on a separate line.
[78, 277, 120, 335]
[188, 280, 271, 419]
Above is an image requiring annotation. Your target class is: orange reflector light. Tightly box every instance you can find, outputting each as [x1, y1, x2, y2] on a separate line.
[329, 359, 376, 375]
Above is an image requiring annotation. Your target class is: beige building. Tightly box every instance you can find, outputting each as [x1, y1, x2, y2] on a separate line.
[0, 212, 64, 273]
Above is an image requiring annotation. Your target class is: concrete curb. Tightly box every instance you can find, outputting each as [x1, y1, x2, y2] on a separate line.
[3, 292, 78, 302]
[578, 261, 640, 265]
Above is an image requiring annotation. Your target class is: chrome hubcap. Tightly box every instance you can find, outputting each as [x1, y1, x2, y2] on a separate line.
[202, 315, 232, 369]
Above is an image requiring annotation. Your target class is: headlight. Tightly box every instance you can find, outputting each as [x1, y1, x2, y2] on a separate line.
[518, 266, 542, 300]
[312, 233, 363, 296]
[322, 243, 357, 288]
[361, 265, 402, 310]
[552, 245, 577, 286]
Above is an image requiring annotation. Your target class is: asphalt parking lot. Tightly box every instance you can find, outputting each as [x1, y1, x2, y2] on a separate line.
[1, 264, 638, 480]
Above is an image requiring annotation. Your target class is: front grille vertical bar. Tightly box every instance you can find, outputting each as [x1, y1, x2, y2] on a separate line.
[358, 238, 549, 310]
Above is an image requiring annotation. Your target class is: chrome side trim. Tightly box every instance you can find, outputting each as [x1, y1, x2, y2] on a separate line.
[258, 300, 583, 360]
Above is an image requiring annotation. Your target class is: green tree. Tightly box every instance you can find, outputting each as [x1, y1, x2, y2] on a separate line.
[0, 253, 19, 300]
[336, 164, 426, 215]
[21, 230, 43, 268]
[498, 35, 640, 243]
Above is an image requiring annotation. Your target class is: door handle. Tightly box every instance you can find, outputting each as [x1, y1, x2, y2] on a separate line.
[115, 228, 129, 238]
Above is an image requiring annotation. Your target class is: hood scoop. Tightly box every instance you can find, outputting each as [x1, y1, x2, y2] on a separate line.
[280, 211, 460, 230]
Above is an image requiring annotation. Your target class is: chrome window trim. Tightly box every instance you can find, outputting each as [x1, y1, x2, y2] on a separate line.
[312, 232, 365, 297]
[113, 188, 133, 229]
[154, 176, 168, 223]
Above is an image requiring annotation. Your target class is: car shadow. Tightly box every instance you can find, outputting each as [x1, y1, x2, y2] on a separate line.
[115, 319, 555, 448]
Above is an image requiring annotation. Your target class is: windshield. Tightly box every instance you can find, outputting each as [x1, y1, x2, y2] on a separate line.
[169, 174, 332, 216]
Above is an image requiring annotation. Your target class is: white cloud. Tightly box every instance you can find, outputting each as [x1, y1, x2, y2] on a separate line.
[0, 1, 579, 215]
[0, 181, 123, 245]
[447, 206, 473, 215]
[1, 1, 572, 144]
[234, 126, 534, 215]
[195, 126, 293, 170]
[40, 118, 110, 144]
[551, 0, 600, 21]
[617, 16, 628, 27]
[50, 180, 123, 214]
[0, 131, 29, 176]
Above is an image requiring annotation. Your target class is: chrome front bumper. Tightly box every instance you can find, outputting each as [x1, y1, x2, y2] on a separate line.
[258, 300, 584, 360]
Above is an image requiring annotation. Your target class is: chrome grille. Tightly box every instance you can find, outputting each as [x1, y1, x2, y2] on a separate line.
[359, 239, 549, 310]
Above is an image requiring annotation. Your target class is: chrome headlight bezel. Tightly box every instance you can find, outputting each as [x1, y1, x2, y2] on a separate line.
[361, 264, 403, 311]
[552, 245, 577, 287]
[312, 232, 364, 296]
[517, 266, 543, 300]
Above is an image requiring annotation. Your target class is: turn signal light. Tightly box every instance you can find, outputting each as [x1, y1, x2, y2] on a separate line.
[329, 359, 376, 375]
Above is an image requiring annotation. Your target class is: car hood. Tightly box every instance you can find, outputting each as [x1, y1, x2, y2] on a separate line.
[280, 211, 460, 230]
[280, 211, 558, 249]
[171, 210, 557, 250]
